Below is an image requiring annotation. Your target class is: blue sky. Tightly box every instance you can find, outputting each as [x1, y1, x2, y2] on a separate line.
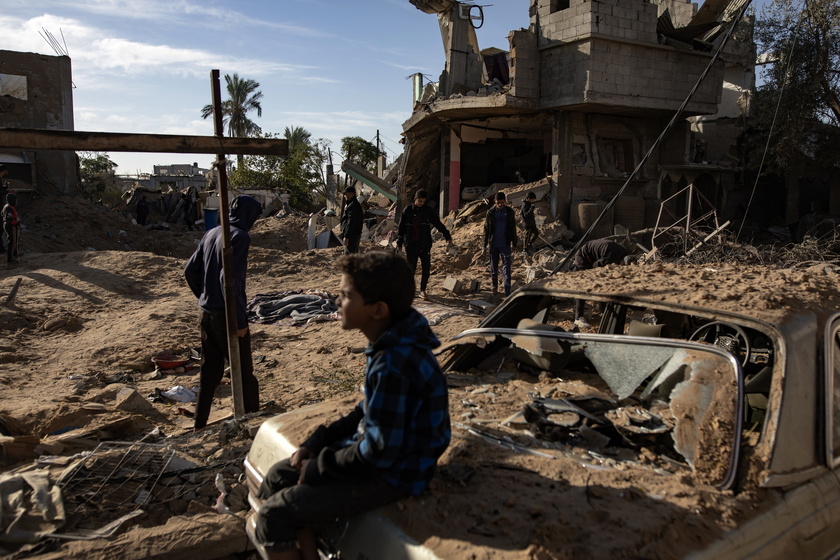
[2, 0, 531, 174]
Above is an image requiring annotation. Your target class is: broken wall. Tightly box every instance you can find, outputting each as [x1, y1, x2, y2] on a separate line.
[557, 113, 689, 233]
[508, 30, 539, 99]
[0, 50, 77, 194]
[531, 0, 724, 114]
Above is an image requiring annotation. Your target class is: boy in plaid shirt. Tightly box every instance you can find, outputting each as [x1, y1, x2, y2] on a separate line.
[252, 251, 451, 560]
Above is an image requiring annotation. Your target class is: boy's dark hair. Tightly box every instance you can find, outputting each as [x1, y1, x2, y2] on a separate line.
[415, 189, 428, 199]
[526, 192, 536, 199]
[495, 191, 506, 201]
[337, 251, 414, 319]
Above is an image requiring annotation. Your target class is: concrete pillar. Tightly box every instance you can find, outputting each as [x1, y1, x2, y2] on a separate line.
[551, 111, 573, 225]
[377, 155, 386, 178]
[439, 6, 484, 96]
[448, 126, 461, 214]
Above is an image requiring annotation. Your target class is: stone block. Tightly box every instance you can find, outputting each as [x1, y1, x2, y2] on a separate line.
[116, 387, 155, 413]
[443, 275, 464, 294]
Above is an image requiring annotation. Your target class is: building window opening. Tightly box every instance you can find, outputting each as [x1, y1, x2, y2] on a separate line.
[0, 74, 27, 101]
[598, 137, 635, 174]
[550, 0, 570, 13]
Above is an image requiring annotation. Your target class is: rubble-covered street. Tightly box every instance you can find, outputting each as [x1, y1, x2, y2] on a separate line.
[3, 186, 840, 559]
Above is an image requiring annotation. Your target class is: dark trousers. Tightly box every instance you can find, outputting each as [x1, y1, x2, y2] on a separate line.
[195, 309, 259, 429]
[5, 224, 18, 263]
[255, 458, 407, 551]
[489, 246, 513, 295]
[405, 245, 432, 292]
[524, 225, 539, 249]
[344, 234, 361, 254]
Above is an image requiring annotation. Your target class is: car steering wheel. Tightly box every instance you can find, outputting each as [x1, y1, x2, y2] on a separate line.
[689, 321, 752, 367]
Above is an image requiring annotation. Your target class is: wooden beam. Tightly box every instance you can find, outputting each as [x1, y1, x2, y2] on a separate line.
[0, 128, 288, 156]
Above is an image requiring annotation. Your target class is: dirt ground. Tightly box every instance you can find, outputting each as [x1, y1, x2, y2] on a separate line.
[0, 189, 831, 559]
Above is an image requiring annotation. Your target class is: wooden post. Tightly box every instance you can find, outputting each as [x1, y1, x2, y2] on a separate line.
[2, 278, 22, 307]
[210, 69, 246, 418]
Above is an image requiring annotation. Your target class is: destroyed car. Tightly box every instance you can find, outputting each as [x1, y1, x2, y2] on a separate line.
[244, 262, 840, 559]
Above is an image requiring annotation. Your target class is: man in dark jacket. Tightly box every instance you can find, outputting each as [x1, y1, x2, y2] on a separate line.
[396, 189, 453, 299]
[340, 186, 363, 254]
[483, 191, 518, 296]
[0, 165, 8, 253]
[521, 191, 539, 251]
[251, 251, 450, 560]
[2, 192, 20, 264]
[184, 195, 262, 430]
[136, 195, 150, 226]
[571, 240, 629, 328]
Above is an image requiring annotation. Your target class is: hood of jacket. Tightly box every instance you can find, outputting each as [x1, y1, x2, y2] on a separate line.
[228, 195, 262, 231]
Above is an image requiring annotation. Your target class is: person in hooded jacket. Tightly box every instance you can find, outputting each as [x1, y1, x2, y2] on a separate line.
[2, 192, 20, 264]
[184, 195, 262, 430]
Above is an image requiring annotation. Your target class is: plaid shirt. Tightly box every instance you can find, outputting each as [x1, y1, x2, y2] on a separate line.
[302, 309, 450, 496]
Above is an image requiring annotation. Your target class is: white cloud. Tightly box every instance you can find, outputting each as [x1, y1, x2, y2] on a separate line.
[0, 14, 323, 86]
[16, 0, 327, 37]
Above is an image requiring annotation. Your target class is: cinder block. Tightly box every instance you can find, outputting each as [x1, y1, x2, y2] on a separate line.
[443, 275, 464, 294]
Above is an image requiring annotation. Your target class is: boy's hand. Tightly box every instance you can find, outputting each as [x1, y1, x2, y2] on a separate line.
[297, 459, 311, 484]
[290, 447, 312, 470]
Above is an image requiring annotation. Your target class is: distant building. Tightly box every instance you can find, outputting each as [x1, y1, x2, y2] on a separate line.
[0, 49, 77, 194]
[118, 162, 211, 193]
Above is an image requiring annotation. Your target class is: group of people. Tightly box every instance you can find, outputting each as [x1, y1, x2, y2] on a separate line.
[0, 165, 21, 264]
[185, 194, 450, 559]
[340, 185, 544, 300]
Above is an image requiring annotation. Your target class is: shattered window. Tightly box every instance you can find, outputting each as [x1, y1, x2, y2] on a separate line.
[0, 73, 27, 101]
[444, 330, 741, 487]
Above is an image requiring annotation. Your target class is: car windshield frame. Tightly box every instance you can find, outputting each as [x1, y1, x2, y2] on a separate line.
[442, 327, 745, 490]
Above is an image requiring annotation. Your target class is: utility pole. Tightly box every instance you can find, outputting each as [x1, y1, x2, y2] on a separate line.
[210, 69, 245, 418]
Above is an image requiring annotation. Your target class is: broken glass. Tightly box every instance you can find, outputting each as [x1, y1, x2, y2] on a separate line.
[442, 328, 741, 488]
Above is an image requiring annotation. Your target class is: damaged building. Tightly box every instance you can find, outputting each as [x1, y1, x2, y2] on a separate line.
[401, 0, 755, 238]
[0, 49, 78, 195]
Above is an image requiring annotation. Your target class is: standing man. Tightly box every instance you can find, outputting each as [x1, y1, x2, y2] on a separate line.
[340, 186, 363, 254]
[396, 189, 453, 299]
[521, 192, 539, 252]
[184, 195, 262, 431]
[483, 191, 518, 297]
[0, 165, 8, 254]
[570, 239, 629, 328]
[2, 192, 20, 264]
[136, 195, 150, 226]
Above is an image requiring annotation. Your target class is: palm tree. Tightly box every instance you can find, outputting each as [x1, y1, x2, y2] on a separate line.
[284, 126, 312, 152]
[201, 73, 264, 164]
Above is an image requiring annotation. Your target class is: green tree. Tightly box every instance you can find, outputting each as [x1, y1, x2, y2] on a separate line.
[748, 0, 840, 176]
[284, 126, 312, 152]
[201, 73, 264, 164]
[229, 131, 320, 209]
[340, 136, 381, 172]
[78, 152, 118, 201]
